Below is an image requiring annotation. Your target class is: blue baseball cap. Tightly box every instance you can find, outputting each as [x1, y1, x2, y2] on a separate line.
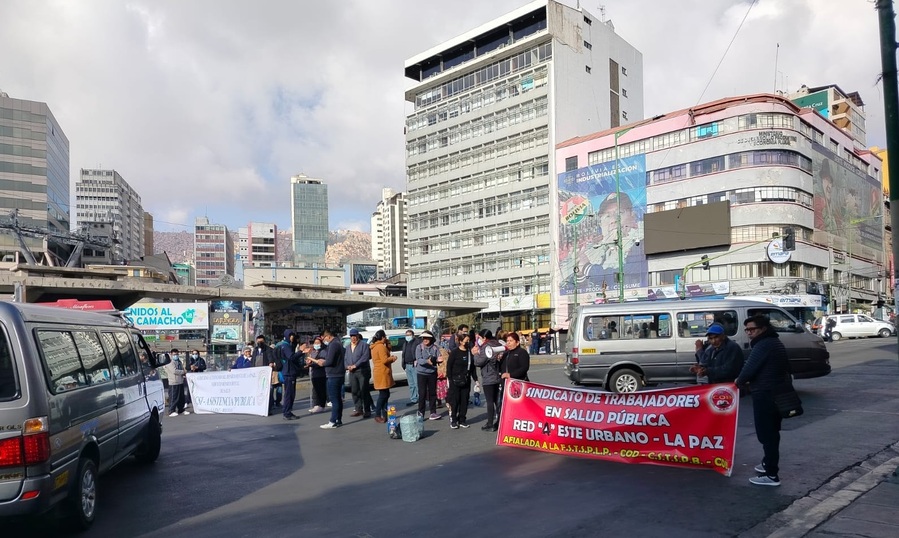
[706, 324, 725, 336]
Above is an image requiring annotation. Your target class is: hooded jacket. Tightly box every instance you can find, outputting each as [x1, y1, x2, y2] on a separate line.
[276, 330, 305, 377]
[414, 341, 439, 376]
[735, 328, 789, 392]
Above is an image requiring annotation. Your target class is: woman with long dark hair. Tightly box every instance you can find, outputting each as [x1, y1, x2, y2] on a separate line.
[370, 330, 396, 423]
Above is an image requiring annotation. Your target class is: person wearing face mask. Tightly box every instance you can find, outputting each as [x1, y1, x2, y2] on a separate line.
[446, 332, 473, 429]
[164, 349, 189, 417]
[473, 330, 502, 431]
[311, 329, 346, 429]
[305, 336, 327, 413]
[252, 334, 279, 414]
[401, 329, 420, 407]
[183, 350, 206, 410]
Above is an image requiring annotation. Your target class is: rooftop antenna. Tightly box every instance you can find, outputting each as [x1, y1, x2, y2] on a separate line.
[599, 5, 606, 22]
[773, 43, 779, 94]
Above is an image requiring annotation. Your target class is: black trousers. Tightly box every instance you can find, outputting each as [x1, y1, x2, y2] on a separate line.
[311, 376, 327, 408]
[448, 383, 470, 424]
[168, 383, 185, 414]
[417, 374, 438, 415]
[282, 376, 297, 417]
[483, 383, 501, 425]
[752, 392, 783, 477]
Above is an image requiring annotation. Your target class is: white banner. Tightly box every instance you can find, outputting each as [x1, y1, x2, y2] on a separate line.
[185, 367, 271, 417]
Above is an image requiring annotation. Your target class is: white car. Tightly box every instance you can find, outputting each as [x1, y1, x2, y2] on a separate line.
[824, 314, 896, 341]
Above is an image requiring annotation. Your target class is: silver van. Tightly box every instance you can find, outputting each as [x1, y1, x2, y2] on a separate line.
[564, 299, 830, 393]
[0, 302, 169, 528]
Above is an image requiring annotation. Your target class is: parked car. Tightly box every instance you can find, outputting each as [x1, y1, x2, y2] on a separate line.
[823, 314, 896, 341]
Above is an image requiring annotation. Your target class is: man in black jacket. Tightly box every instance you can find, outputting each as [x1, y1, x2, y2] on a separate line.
[315, 329, 346, 429]
[736, 314, 790, 487]
[253, 335, 279, 413]
[277, 330, 309, 420]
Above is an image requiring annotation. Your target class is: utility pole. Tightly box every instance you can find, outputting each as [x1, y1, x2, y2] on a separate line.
[876, 0, 899, 353]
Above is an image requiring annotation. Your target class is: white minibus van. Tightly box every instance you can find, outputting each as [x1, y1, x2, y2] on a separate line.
[564, 299, 830, 393]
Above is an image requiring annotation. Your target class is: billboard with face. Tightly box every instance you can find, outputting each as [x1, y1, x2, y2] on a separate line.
[812, 143, 882, 247]
[558, 155, 648, 298]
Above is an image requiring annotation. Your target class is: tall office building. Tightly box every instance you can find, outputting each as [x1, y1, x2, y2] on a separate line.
[238, 222, 278, 267]
[370, 188, 408, 277]
[290, 174, 328, 265]
[0, 92, 71, 263]
[194, 216, 235, 287]
[74, 168, 145, 262]
[404, 1, 643, 328]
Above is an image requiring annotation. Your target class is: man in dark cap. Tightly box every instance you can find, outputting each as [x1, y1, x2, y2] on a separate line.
[690, 323, 743, 384]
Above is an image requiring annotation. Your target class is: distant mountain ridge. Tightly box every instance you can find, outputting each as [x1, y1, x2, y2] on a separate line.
[152, 229, 372, 264]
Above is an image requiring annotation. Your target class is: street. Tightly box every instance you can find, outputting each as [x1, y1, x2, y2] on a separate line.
[10, 338, 899, 537]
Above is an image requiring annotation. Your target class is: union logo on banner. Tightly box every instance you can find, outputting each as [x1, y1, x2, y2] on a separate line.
[496, 380, 740, 476]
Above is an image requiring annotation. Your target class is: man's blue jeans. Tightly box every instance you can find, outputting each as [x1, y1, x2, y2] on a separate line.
[405, 364, 418, 403]
[326, 377, 344, 425]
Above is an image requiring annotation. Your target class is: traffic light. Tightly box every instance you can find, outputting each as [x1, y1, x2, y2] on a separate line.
[782, 227, 796, 251]
[700, 255, 710, 270]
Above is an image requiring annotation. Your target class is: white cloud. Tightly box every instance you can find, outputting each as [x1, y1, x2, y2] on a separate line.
[0, 0, 887, 234]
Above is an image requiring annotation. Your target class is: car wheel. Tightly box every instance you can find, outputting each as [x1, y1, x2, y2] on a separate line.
[67, 457, 98, 530]
[134, 415, 162, 463]
[830, 332, 842, 342]
[608, 368, 642, 394]
[879, 328, 892, 338]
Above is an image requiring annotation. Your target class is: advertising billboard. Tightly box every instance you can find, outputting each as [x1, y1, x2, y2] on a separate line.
[124, 302, 209, 331]
[812, 143, 882, 248]
[558, 155, 648, 298]
[211, 312, 243, 342]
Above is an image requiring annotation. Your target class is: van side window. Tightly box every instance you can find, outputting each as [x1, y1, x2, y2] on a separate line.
[113, 332, 140, 377]
[584, 314, 671, 340]
[0, 328, 18, 400]
[747, 308, 798, 332]
[71, 331, 111, 385]
[99, 332, 124, 378]
[37, 331, 88, 393]
[676, 310, 738, 336]
[389, 336, 405, 352]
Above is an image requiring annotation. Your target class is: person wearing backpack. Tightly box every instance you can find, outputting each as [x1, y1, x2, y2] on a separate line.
[446, 332, 473, 429]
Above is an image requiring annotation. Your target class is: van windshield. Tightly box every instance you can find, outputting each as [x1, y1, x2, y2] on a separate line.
[0, 328, 18, 400]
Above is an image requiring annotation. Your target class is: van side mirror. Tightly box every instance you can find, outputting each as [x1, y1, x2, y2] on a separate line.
[150, 352, 171, 368]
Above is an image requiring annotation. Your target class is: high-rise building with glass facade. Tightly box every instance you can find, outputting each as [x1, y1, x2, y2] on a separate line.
[0, 92, 71, 263]
[290, 174, 328, 265]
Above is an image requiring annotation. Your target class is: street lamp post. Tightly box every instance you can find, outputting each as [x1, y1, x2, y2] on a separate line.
[519, 258, 540, 329]
[614, 127, 634, 303]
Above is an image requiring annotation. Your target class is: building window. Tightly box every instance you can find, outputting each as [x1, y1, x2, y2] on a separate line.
[585, 65, 592, 74]
[689, 156, 725, 177]
[622, 88, 628, 97]
[622, 66, 627, 76]
[622, 111, 628, 120]
[584, 40, 592, 50]
[565, 156, 578, 172]
[584, 15, 592, 25]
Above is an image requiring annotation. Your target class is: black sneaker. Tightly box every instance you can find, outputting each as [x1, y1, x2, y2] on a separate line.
[481, 424, 493, 431]
[450, 422, 459, 429]
[459, 422, 470, 429]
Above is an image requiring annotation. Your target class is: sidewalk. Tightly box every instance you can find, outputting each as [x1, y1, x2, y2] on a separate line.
[744, 441, 899, 537]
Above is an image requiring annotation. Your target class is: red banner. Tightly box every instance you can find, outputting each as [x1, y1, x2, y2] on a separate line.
[497, 380, 740, 476]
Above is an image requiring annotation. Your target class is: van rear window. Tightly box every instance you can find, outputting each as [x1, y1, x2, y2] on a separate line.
[0, 328, 17, 400]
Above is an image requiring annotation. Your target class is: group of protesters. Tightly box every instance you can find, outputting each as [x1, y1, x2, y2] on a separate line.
[216, 325, 530, 431]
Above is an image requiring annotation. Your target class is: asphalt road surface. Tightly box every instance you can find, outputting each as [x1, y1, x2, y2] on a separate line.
[10, 337, 899, 537]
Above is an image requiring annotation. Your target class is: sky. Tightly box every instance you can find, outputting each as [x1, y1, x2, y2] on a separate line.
[0, 0, 888, 234]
